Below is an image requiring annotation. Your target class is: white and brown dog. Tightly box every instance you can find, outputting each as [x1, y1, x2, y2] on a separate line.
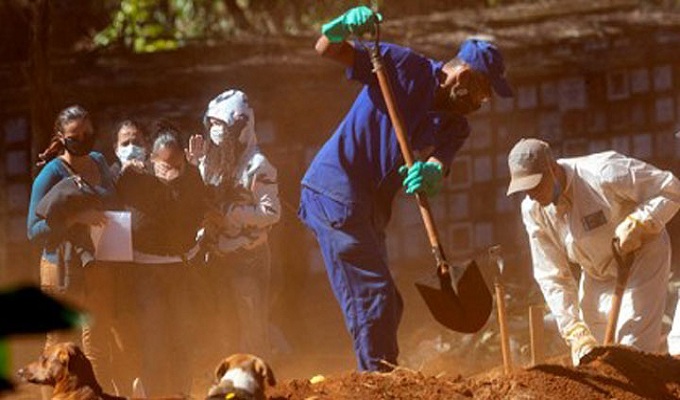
[205, 354, 276, 400]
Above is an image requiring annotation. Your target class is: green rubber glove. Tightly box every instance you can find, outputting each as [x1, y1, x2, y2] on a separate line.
[321, 6, 383, 43]
[398, 161, 444, 197]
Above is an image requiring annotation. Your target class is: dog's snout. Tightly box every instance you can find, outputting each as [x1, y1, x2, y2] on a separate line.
[16, 367, 30, 380]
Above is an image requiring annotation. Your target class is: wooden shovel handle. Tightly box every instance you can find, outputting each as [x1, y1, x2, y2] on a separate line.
[604, 238, 633, 345]
[495, 280, 512, 374]
[370, 48, 449, 272]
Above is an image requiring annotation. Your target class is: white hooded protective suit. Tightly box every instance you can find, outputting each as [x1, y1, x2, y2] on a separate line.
[200, 89, 281, 253]
[521, 151, 680, 352]
[198, 89, 281, 357]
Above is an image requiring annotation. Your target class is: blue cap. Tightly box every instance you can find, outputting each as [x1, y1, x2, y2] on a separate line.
[457, 39, 513, 98]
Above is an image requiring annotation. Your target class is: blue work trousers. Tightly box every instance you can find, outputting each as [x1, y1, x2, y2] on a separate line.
[298, 187, 403, 371]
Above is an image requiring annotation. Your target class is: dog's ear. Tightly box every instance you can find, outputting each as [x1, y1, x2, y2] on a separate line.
[214, 359, 231, 380]
[254, 358, 276, 386]
[56, 348, 70, 364]
[50, 344, 75, 383]
[64, 343, 99, 386]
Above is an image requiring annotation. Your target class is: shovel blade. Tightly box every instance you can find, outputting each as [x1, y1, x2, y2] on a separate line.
[414, 260, 492, 333]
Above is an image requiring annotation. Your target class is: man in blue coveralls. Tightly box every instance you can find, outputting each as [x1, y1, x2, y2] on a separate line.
[298, 6, 514, 372]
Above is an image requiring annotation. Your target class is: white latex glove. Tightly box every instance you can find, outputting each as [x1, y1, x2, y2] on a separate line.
[614, 216, 645, 255]
[564, 322, 598, 366]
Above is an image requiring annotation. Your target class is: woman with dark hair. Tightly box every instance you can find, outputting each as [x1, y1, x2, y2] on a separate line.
[187, 89, 281, 361]
[27, 105, 118, 394]
[110, 118, 150, 180]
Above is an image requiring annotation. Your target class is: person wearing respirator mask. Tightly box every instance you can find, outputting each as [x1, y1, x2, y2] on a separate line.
[116, 123, 205, 260]
[28, 105, 118, 394]
[186, 89, 281, 360]
[110, 119, 151, 180]
[506, 138, 680, 366]
[115, 126, 207, 395]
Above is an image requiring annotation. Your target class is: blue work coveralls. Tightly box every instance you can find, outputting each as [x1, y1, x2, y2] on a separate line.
[298, 42, 470, 371]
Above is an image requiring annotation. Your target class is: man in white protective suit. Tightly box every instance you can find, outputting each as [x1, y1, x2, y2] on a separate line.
[506, 137, 680, 365]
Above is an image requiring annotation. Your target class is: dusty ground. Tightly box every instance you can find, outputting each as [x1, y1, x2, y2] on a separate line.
[267, 346, 680, 400]
[8, 345, 680, 399]
[5, 272, 668, 400]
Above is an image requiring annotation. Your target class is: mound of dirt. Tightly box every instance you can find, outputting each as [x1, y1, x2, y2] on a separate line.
[268, 346, 680, 399]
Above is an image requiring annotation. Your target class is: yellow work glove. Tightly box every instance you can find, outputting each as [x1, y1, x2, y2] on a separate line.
[564, 322, 598, 366]
[614, 215, 647, 255]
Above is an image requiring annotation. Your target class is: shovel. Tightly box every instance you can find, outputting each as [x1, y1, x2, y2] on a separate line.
[364, 21, 492, 333]
[604, 238, 634, 345]
[489, 245, 512, 374]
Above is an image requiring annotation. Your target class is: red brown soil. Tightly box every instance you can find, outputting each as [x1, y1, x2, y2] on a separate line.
[267, 346, 680, 400]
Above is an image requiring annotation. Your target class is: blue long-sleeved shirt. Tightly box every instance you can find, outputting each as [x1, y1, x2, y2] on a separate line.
[302, 42, 470, 212]
[27, 152, 117, 263]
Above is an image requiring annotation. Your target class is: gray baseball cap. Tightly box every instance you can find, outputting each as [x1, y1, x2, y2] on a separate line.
[506, 138, 552, 196]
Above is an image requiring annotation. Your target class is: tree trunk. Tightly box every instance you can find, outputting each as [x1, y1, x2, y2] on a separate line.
[27, 0, 53, 176]
[223, 0, 252, 31]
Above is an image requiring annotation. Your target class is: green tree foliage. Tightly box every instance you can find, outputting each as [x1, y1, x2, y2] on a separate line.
[93, 0, 381, 53]
[93, 0, 680, 54]
[94, 0, 226, 52]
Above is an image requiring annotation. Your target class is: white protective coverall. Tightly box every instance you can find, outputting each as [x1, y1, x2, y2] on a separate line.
[200, 90, 281, 254]
[521, 151, 680, 352]
[199, 89, 281, 357]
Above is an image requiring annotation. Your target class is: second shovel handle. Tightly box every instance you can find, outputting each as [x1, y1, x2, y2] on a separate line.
[604, 238, 634, 345]
[495, 280, 512, 374]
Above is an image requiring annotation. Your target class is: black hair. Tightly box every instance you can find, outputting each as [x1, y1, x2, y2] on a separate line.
[37, 105, 90, 166]
[112, 118, 147, 145]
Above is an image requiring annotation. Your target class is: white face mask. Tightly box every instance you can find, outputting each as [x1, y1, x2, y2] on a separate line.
[209, 124, 225, 145]
[116, 144, 146, 163]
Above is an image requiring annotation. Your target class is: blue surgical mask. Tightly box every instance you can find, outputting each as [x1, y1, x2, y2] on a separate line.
[116, 144, 146, 163]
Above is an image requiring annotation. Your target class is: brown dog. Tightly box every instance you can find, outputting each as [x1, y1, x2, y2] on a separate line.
[205, 354, 276, 400]
[17, 342, 125, 400]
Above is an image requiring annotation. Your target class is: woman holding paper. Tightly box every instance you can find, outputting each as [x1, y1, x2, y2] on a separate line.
[27, 105, 119, 395]
[116, 121, 206, 262]
[114, 122, 207, 395]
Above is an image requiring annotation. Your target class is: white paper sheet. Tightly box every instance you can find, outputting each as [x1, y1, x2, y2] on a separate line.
[90, 211, 133, 262]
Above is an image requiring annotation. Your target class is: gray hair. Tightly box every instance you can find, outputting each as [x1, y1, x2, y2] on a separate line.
[152, 132, 182, 154]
